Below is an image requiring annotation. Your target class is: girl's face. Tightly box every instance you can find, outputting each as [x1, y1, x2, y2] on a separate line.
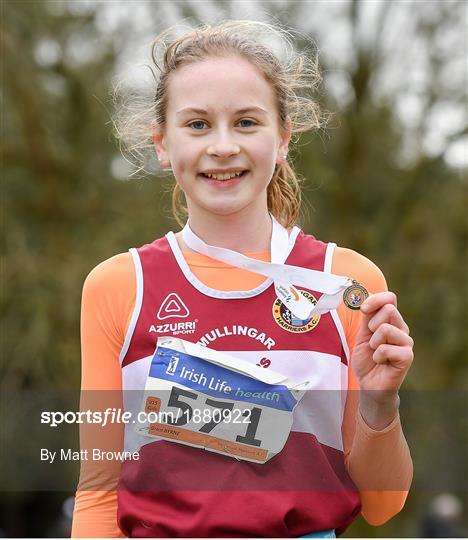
[153, 55, 291, 222]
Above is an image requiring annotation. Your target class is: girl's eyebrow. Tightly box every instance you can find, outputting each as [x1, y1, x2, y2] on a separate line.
[176, 106, 268, 117]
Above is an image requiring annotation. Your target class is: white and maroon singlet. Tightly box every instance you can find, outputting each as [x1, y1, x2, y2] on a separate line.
[116, 229, 361, 538]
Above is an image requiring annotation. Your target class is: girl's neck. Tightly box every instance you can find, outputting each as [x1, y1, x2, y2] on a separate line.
[177, 209, 273, 253]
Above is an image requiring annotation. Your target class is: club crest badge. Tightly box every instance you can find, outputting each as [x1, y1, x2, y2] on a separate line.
[272, 289, 320, 333]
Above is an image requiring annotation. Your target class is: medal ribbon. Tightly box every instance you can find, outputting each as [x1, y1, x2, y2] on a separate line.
[181, 216, 359, 319]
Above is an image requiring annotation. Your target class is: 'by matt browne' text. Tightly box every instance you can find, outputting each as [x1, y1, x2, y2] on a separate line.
[40, 448, 140, 463]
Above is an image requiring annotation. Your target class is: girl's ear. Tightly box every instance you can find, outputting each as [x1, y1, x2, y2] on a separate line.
[277, 117, 293, 164]
[152, 127, 171, 168]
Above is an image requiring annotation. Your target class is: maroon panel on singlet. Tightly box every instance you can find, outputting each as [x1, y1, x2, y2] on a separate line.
[119, 433, 360, 538]
[118, 432, 354, 492]
[117, 432, 361, 538]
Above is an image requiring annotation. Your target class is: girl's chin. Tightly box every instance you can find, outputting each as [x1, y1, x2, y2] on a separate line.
[193, 196, 257, 218]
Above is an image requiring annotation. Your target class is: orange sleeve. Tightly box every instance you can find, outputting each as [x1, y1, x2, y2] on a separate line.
[71, 253, 135, 538]
[333, 247, 413, 526]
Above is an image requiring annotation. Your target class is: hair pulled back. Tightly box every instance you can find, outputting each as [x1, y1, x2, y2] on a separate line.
[114, 19, 326, 228]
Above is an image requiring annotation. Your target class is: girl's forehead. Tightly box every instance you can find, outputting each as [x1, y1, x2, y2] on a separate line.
[166, 56, 277, 115]
[173, 54, 262, 79]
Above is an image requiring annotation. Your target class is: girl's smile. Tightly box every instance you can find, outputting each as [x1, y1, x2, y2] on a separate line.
[198, 169, 249, 187]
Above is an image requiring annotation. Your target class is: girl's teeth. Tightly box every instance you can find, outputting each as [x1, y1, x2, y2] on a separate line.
[204, 171, 244, 180]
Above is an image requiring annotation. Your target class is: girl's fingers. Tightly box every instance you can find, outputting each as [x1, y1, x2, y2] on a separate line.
[361, 291, 398, 314]
[368, 303, 410, 335]
[368, 323, 414, 351]
[372, 343, 414, 367]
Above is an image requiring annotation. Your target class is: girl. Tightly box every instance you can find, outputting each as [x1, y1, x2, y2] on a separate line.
[72, 20, 414, 538]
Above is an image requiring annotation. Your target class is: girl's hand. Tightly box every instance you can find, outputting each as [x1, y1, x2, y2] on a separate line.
[351, 292, 414, 428]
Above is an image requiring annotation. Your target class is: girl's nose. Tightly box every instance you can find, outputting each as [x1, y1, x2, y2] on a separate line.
[207, 131, 240, 158]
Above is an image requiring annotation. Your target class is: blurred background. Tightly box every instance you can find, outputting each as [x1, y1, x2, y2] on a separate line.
[1, 0, 467, 537]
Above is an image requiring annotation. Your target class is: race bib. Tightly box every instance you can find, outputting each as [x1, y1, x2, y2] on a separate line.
[136, 337, 307, 463]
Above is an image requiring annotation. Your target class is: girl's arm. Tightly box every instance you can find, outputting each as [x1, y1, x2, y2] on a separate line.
[71, 253, 135, 538]
[334, 247, 413, 526]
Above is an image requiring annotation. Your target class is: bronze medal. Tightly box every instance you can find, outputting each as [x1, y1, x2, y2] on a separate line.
[343, 280, 369, 310]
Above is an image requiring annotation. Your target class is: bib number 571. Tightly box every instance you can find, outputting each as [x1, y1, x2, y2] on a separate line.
[166, 387, 262, 447]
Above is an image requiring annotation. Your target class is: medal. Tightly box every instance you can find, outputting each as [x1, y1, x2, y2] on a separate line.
[343, 280, 369, 310]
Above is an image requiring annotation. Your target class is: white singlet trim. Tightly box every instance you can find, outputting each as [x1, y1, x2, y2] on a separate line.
[325, 242, 350, 419]
[330, 310, 350, 363]
[324, 242, 335, 274]
[119, 248, 144, 366]
[165, 227, 301, 300]
[325, 242, 351, 363]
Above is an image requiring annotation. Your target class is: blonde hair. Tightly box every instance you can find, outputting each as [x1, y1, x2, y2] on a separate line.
[114, 20, 327, 228]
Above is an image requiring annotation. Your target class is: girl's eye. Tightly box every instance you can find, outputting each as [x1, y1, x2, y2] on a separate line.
[188, 120, 207, 130]
[187, 119, 257, 130]
[238, 119, 256, 128]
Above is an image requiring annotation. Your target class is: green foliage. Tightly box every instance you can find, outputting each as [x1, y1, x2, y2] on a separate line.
[2, 0, 175, 389]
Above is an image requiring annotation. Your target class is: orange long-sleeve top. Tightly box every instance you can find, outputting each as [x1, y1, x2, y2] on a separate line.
[72, 245, 413, 538]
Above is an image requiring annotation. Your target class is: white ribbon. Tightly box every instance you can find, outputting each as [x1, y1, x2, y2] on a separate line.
[181, 216, 356, 319]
